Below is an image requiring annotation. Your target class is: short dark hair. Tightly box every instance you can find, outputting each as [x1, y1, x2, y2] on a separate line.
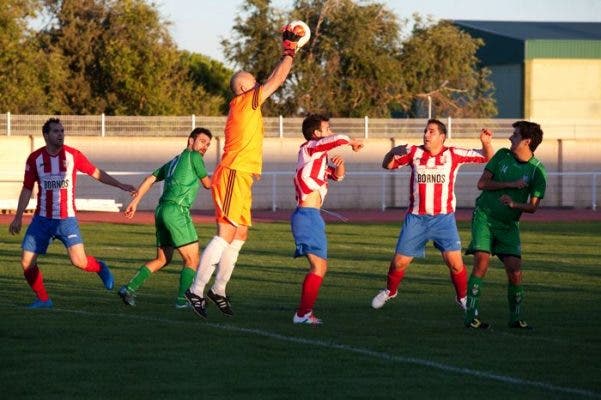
[512, 120, 543, 152]
[189, 127, 212, 140]
[424, 118, 447, 135]
[42, 118, 61, 135]
[302, 114, 329, 141]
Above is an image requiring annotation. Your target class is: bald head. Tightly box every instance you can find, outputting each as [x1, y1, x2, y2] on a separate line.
[230, 71, 257, 95]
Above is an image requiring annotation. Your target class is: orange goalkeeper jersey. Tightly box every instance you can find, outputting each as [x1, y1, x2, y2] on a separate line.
[220, 86, 265, 175]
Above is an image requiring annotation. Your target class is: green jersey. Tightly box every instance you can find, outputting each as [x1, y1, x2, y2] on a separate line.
[475, 148, 547, 221]
[153, 149, 208, 209]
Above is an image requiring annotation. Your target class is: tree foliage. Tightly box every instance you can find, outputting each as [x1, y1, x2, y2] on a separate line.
[0, 0, 496, 117]
[400, 17, 496, 118]
[222, 0, 497, 118]
[181, 51, 232, 114]
[0, 0, 228, 115]
[291, 0, 407, 117]
[0, 0, 47, 113]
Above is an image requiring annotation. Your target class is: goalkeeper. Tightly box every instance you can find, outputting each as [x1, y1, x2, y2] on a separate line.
[186, 22, 309, 319]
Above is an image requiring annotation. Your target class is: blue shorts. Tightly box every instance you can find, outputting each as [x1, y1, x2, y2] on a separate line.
[22, 215, 84, 255]
[395, 213, 461, 258]
[290, 207, 327, 259]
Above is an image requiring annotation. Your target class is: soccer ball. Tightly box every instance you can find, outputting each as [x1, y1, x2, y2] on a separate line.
[289, 20, 311, 49]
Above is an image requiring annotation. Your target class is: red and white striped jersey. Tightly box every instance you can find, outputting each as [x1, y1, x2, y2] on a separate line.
[294, 134, 351, 205]
[23, 145, 97, 219]
[391, 145, 487, 215]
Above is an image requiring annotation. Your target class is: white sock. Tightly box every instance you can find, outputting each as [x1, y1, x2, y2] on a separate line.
[212, 239, 244, 296]
[190, 236, 229, 296]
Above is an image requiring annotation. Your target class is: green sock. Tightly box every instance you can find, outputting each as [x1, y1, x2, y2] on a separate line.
[465, 275, 483, 324]
[177, 266, 195, 304]
[508, 283, 524, 323]
[127, 265, 152, 291]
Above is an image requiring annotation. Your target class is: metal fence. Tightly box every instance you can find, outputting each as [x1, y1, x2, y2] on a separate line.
[98, 170, 600, 212]
[226, 171, 601, 212]
[0, 113, 521, 138]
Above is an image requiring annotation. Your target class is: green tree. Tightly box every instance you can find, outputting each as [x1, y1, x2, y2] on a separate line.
[222, 0, 406, 117]
[0, 0, 47, 113]
[181, 51, 231, 114]
[400, 17, 497, 117]
[96, 0, 200, 115]
[36, 0, 224, 115]
[39, 0, 106, 114]
[221, 0, 497, 118]
[291, 0, 407, 117]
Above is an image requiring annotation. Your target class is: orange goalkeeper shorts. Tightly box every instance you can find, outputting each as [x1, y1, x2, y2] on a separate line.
[211, 165, 254, 227]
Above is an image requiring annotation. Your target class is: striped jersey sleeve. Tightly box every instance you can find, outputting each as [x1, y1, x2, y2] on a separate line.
[293, 134, 351, 205]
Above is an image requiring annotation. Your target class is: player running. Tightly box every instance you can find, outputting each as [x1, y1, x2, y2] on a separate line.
[371, 119, 494, 312]
[118, 128, 212, 309]
[8, 118, 135, 308]
[464, 121, 547, 330]
[291, 114, 364, 325]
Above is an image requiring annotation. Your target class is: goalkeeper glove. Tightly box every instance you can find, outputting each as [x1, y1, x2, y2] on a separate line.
[282, 24, 304, 58]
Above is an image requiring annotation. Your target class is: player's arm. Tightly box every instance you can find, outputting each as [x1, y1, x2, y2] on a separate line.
[260, 55, 294, 103]
[349, 138, 364, 152]
[329, 155, 345, 181]
[382, 145, 408, 169]
[499, 194, 541, 213]
[479, 128, 494, 160]
[259, 23, 308, 103]
[8, 186, 33, 235]
[124, 175, 157, 219]
[91, 168, 136, 194]
[200, 176, 211, 189]
[477, 170, 527, 191]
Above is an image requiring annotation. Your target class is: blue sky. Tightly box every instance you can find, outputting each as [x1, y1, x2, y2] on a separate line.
[156, 0, 601, 65]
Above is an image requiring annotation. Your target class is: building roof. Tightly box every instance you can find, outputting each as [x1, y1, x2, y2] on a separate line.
[453, 21, 601, 41]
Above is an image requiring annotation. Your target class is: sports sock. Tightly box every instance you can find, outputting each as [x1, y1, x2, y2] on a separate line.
[297, 272, 323, 316]
[24, 264, 49, 301]
[386, 266, 405, 296]
[212, 239, 244, 296]
[127, 265, 152, 291]
[177, 266, 196, 302]
[450, 265, 468, 300]
[83, 255, 101, 272]
[465, 274, 483, 323]
[189, 236, 229, 296]
[507, 283, 524, 323]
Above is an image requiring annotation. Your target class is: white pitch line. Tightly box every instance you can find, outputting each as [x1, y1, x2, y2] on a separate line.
[52, 307, 600, 399]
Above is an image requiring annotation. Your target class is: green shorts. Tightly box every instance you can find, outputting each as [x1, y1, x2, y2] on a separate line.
[465, 207, 521, 258]
[154, 203, 198, 248]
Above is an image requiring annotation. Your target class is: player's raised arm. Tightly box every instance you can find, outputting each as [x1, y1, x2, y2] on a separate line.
[382, 145, 408, 169]
[261, 21, 311, 102]
[479, 128, 494, 160]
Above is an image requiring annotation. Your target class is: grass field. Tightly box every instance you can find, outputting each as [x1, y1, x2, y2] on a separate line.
[1, 220, 600, 399]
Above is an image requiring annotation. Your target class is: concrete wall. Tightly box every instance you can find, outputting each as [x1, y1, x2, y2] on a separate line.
[2, 134, 600, 211]
[525, 59, 601, 120]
